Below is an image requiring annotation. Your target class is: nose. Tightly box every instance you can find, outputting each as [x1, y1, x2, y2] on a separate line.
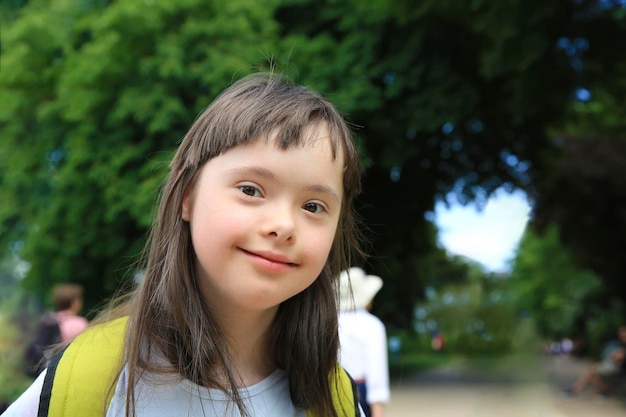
[262, 202, 296, 242]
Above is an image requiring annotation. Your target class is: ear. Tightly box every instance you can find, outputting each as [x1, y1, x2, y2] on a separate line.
[182, 188, 192, 222]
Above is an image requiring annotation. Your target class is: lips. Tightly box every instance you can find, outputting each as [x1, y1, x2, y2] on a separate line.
[241, 248, 298, 267]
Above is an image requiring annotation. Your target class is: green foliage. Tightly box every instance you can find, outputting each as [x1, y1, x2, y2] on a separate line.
[416, 266, 518, 355]
[511, 224, 603, 340]
[578, 299, 626, 358]
[557, 2, 626, 139]
[2, 0, 626, 329]
[274, 0, 592, 327]
[389, 351, 453, 379]
[528, 3, 626, 311]
[0, 297, 32, 407]
[0, 0, 282, 310]
[531, 136, 626, 310]
[0, 257, 36, 406]
[386, 328, 454, 378]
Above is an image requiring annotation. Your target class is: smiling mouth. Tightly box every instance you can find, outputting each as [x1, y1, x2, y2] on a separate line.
[241, 249, 298, 267]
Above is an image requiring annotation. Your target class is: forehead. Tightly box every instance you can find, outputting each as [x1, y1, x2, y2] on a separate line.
[255, 123, 343, 171]
[191, 127, 345, 206]
[264, 121, 341, 159]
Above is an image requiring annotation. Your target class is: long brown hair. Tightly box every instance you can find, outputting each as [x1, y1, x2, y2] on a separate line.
[121, 72, 363, 416]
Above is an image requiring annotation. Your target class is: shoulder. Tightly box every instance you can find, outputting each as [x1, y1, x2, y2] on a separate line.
[40, 317, 129, 417]
[57, 316, 128, 376]
[362, 311, 385, 329]
[55, 316, 126, 355]
[64, 314, 88, 325]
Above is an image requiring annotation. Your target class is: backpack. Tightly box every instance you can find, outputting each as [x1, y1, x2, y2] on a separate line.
[24, 313, 61, 378]
[38, 317, 359, 417]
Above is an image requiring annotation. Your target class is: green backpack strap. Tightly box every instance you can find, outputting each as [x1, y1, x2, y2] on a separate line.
[306, 366, 360, 417]
[38, 317, 128, 417]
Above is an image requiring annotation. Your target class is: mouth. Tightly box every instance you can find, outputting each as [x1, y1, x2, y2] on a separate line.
[241, 248, 298, 267]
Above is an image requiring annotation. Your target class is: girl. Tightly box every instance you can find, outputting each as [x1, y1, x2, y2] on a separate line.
[2, 72, 364, 417]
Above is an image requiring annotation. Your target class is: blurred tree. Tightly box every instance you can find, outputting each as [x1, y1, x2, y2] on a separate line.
[531, 138, 626, 306]
[0, 256, 35, 407]
[528, 2, 626, 311]
[510, 225, 604, 341]
[417, 263, 518, 354]
[273, 0, 626, 326]
[0, 0, 282, 311]
[2, 0, 626, 328]
[0, 0, 29, 19]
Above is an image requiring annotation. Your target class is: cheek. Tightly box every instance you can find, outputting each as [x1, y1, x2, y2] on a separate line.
[191, 211, 245, 245]
[189, 204, 240, 243]
[307, 229, 338, 266]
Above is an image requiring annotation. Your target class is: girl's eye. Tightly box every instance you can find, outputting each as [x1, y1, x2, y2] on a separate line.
[303, 202, 325, 214]
[239, 185, 261, 197]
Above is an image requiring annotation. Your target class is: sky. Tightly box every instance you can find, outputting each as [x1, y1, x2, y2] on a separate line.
[433, 188, 532, 272]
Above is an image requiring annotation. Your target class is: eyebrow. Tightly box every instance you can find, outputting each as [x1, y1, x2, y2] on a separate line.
[229, 166, 341, 203]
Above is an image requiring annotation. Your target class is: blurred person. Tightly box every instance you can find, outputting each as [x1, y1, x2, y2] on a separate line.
[23, 283, 89, 377]
[338, 267, 390, 417]
[50, 283, 89, 344]
[560, 337, 574, 356]
[564, 325, 626, 397]
[431, 330, 446, 353]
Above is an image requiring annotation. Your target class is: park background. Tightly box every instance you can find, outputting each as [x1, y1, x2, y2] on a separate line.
[2, 0, 626, 407]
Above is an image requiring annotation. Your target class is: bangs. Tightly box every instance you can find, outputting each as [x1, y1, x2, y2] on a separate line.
[172, 73, 361, 200]
[175, 75, 348, 166]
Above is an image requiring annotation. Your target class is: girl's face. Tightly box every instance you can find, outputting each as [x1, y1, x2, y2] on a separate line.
[182, 125, 344, 316]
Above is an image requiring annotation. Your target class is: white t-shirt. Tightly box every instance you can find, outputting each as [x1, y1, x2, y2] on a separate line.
[1, 368, 305, 417]
[108, 367, 305, 417]
[1, 371, 45, 417]
[338, 309, 390, 404]
[2, 367, 364, 417]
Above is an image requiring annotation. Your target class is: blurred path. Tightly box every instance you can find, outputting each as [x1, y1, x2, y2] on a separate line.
[386, 355, 626, 417]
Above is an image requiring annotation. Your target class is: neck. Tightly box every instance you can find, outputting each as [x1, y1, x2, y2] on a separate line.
[215, 307, 278, 387]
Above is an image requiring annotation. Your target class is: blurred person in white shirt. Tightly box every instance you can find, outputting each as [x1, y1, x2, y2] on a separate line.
[338, 267, 390, 417]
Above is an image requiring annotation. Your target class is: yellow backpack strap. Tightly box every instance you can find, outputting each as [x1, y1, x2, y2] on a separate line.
[38, 320, 357, 417]
[306, 366, 360, 417]
[38, 317, 128, 417]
